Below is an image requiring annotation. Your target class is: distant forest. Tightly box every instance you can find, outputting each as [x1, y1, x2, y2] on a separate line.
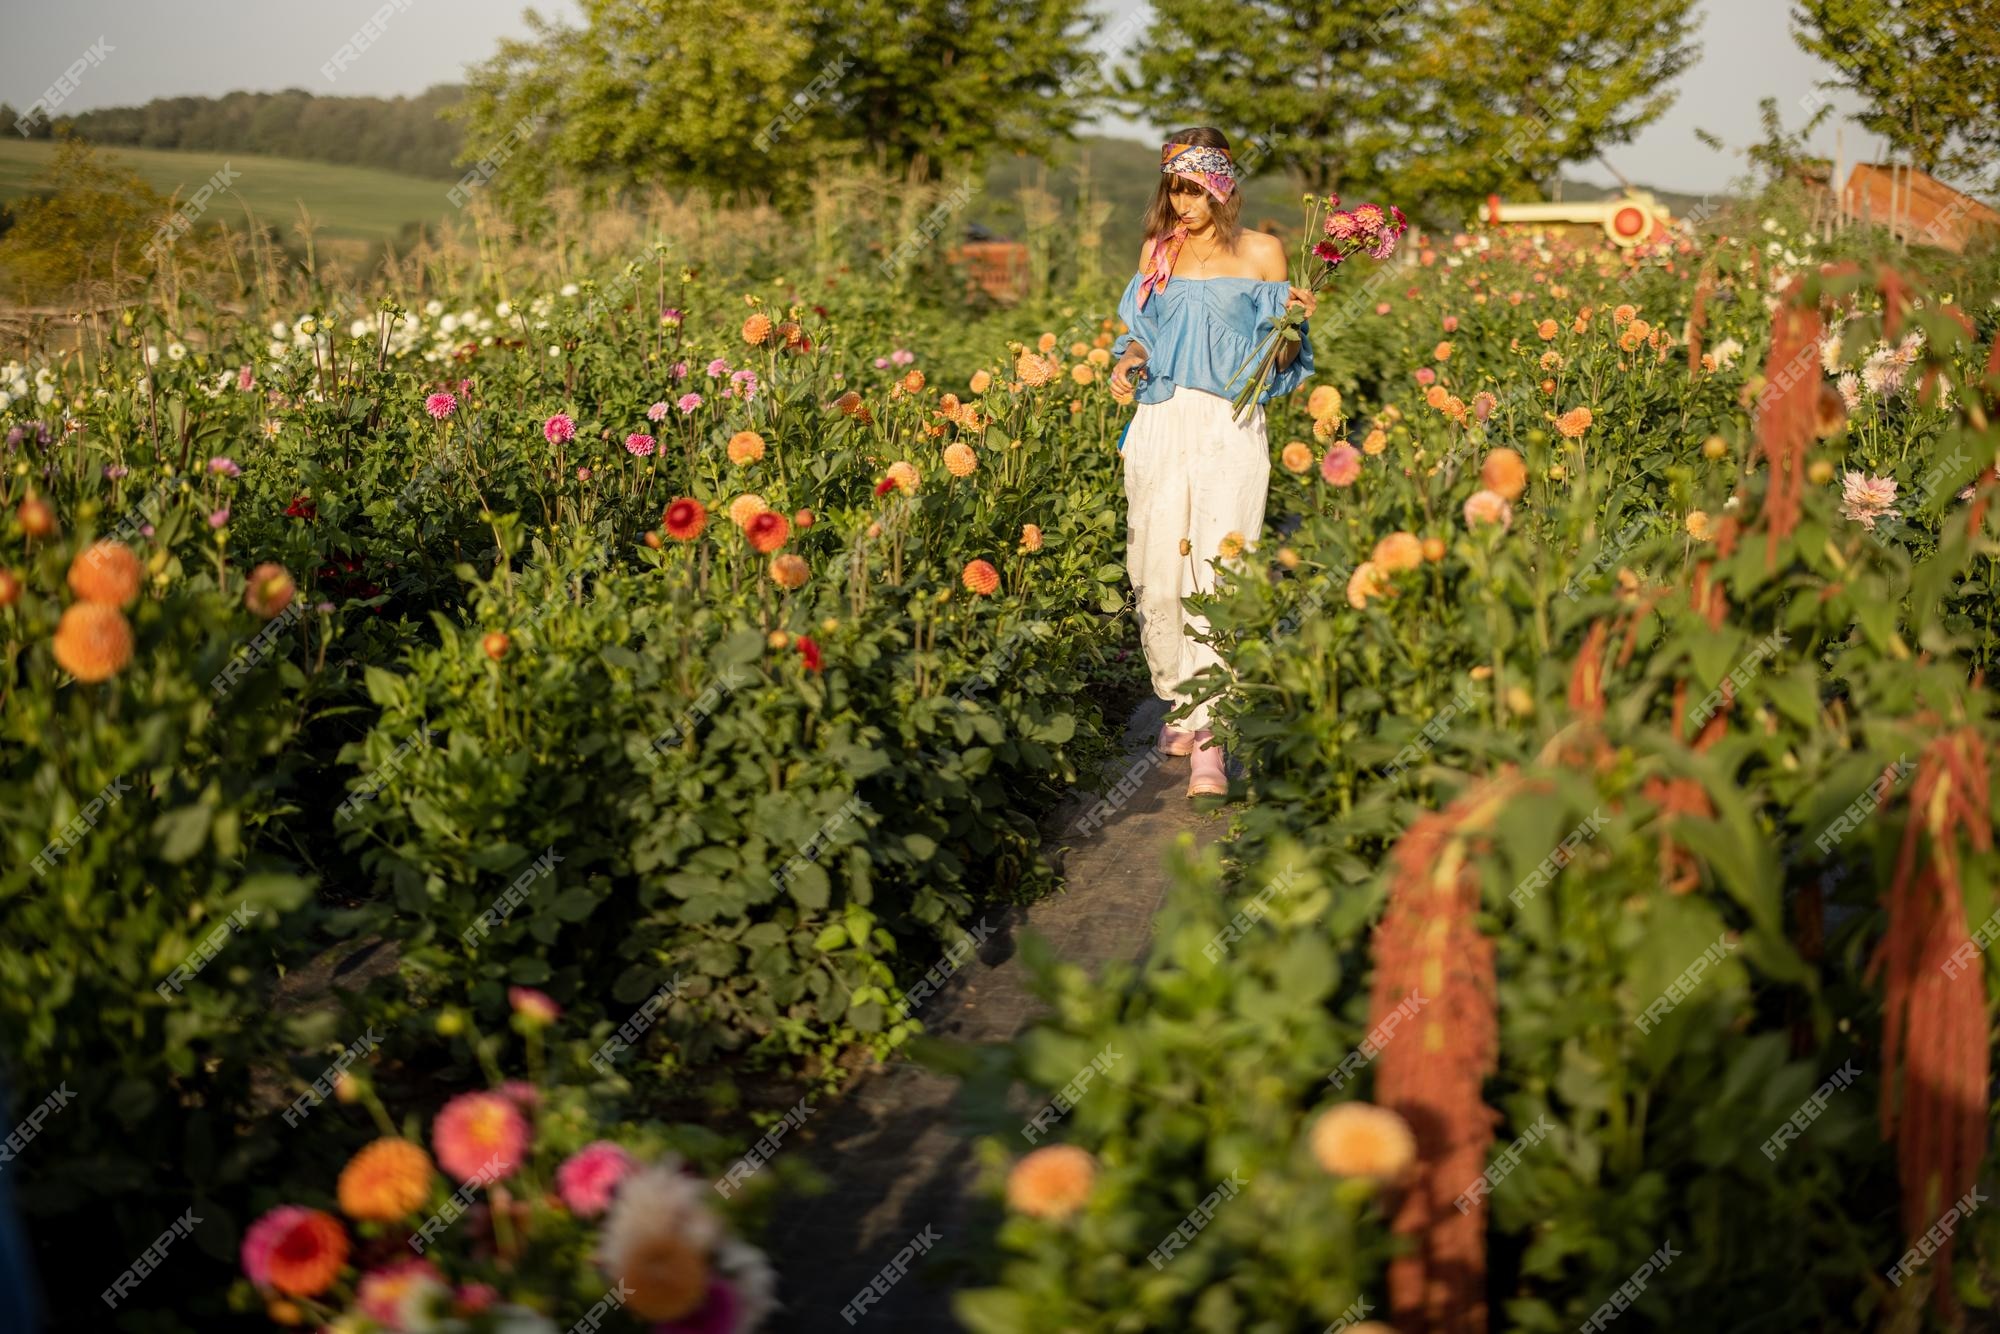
[0, 87, 467, 179]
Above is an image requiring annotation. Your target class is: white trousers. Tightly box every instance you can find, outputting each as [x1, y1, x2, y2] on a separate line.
[1121, 384, 1270, 731]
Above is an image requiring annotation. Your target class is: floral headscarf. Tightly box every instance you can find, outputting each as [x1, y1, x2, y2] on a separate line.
[1138, 142, 1239, 312]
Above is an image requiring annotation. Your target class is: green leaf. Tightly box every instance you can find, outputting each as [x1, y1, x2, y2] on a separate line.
[153, 804, 212, 864]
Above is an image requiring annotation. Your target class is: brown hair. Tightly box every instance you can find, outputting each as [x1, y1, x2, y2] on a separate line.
[1141, 126, 1243, 259]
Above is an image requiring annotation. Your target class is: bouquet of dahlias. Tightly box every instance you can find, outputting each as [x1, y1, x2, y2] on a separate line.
[1225, 196, 1410, 422]
[234, 989, 778, 1333]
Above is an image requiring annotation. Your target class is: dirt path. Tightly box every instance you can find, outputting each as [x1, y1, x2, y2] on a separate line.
[764, 700, 1228, 1332]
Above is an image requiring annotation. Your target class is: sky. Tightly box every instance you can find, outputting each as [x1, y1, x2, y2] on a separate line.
[0, 0, 1903, 198]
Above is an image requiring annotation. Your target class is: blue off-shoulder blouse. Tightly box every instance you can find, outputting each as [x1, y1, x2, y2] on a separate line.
[1109, 269, 1315, 410]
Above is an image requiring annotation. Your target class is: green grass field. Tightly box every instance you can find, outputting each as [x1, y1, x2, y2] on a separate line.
[0, 140, 459, 244]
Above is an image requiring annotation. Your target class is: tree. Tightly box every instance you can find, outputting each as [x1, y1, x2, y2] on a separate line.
[1398, 0, 1701, 210]
[1695, 95, 1836, 192]
[1116, 0, 1699, 222]
[0, 135, 167, 302]
[1115, 0, 1420, 198]
[452, 0, 1104, 214]
[1792, 0, 2000, 189]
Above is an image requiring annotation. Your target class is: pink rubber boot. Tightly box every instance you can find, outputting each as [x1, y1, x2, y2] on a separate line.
[1186, 730, 1226, 797]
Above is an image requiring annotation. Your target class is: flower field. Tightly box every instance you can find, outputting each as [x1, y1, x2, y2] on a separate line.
[3, 182, 1999, 1331]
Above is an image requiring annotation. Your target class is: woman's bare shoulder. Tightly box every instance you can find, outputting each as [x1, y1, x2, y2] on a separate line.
[1237, 230, 1289, 279]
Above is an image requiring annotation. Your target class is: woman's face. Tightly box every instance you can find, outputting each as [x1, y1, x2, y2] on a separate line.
[1168, 175, 1214, 229]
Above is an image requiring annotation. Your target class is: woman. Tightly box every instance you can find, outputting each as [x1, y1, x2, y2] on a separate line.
[1108, 128, 1316, 798]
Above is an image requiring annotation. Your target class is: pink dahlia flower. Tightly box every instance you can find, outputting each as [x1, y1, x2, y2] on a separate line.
[555, 1141, 637, 1217]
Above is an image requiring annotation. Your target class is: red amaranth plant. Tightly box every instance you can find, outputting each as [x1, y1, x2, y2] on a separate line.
[1867, 730, 1994, 1320]
[1369, 773, 1520, 1334]
[1753, 286, 1823, 570]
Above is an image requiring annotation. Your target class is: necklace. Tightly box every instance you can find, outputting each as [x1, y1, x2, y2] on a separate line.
[1182, 228, 1222, 273]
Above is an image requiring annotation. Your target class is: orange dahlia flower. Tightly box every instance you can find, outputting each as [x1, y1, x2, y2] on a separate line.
[15, 496, 57, 539]
[265, 1209, 349, 1297]
[1555, 406, 1594, 439]
[884, 461, 919, 495]
[769, 554, 810, 589]
[1480, 448, 1527, 501]
[1362, 428, 1388, 456]
[1310, 1102, 1417, 1184]
[244, 563, 297, 619]
[969, 370, 992, 394]
[67, 541, 142, 607]
[1346, 561, 1391, 610]
[727, 494, 769, 529]
[1036, 331, 1059, 353]
[961, 559, 1000, 595]
[741, 312, 773, 345]
[901, 368, 925, 394]
[337, 1138, 434, 1222]
[1536, 319, 1558, 341]
[746, 510, 790, 554]
[1005, 1145, 1095, 1220]
[0, 568, 20, 608]
[52, 603, 133, 681]
[1019, 523, 1042, 553]
[1372, 531, 1424, 574]
[726, 431, 766, 466]
[1281, 441, 1315, 474]
[1070, 363, 1095, 386]
[943, 443, 978, 477]
[1308, 384, 1342, 420]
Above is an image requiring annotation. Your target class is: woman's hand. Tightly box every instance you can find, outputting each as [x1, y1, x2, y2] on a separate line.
[1285, 284, 1319, 320]
[1110, 349, 1149, 395]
